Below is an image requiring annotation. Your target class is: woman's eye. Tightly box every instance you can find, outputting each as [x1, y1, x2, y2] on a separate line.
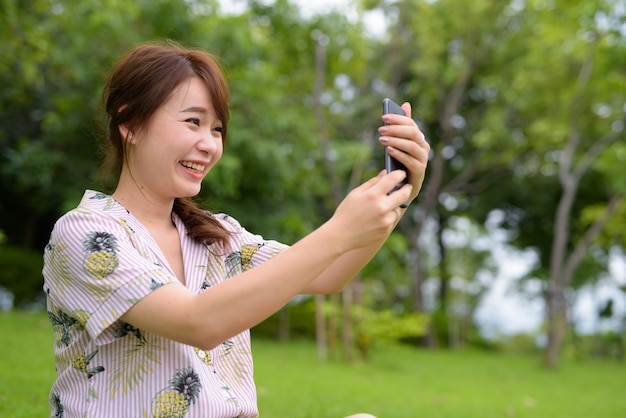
[186, 118, 200, 126]
[213, 126, 223, 133]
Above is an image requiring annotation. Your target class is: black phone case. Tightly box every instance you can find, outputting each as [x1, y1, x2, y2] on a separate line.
[383, 98, 409, 206]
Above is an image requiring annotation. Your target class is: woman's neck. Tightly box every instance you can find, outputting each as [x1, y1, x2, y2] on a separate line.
[112, 182, 176, 231]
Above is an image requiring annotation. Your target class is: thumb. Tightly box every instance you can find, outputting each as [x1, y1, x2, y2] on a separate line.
[401, 102, 412, 119]
[358, 170, 386, 191]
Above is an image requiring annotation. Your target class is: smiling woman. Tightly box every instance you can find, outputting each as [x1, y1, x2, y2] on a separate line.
[42, 40, 429, 418]
[115, 76, 224, 203]
[100, 42, 233, 250]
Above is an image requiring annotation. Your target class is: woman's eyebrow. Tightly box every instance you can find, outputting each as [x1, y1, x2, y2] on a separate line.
[180, 106, 208, 114]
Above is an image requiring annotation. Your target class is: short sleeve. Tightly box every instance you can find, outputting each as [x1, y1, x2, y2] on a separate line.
[216, 214, 289, 277]
[43, 208, 179, 343]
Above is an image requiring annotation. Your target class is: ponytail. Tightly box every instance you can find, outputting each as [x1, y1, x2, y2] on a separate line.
[173, 198, 231, 248]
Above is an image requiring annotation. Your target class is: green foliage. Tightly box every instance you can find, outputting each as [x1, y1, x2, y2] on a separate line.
[360, 232, 413, 310]
[197, 1, 380, 242]
[2, 0, 626, 355]
[353, 306, 429, 358]
[0, 246, 44, 308]
[252, 297, 318, 339]
[500, 332, 544, 357]
[559, 331, 625, 362]
[0, 0, 207, 249]
[253, 297, 430, 355]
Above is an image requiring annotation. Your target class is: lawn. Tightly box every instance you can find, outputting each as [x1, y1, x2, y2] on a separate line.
[1, 310, 624, 417]
[253, 339, 626, 418]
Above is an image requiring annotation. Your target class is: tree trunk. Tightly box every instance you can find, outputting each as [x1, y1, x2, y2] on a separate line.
[315, 294, 327, 361]
[278, 305, 290, 341]
[328, 293, 340, 360]
[436, 213, 450, 348]
[21, 212, 40, 248]
[342, 280, 355, 363]
[312, 33, 369, 361]
[398, 50, 477, 346]
[544, 287, 568, 368]
[544, 53, 625, 368]
[312, 34, 336, 362]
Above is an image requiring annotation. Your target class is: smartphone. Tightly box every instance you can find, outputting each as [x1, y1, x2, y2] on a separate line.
[383, 98, 409, 206]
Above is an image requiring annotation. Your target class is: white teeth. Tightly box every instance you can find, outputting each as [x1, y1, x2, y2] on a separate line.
[181, 161, 205, 172]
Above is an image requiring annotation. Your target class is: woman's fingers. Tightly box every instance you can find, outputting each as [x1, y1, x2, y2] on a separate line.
[330, 170, 414, 251]
[353, 170, 410, 201]
[378, 102, 429, 204]
[380, 171, 412, 204]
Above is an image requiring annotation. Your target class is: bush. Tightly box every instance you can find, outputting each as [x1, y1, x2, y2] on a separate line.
[353, 307, 429, 359]
[0, 245, 45, 309]
[252, 296, 317, 339]
[500, 332, 542, 356]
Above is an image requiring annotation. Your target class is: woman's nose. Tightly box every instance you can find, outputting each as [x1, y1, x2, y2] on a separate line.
[197, 131, 222, 154]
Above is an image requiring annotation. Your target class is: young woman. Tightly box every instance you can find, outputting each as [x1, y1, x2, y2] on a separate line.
[43, 41, 429, 418]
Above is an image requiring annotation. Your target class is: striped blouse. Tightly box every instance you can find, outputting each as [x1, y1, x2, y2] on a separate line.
[43, 190, 288, 418]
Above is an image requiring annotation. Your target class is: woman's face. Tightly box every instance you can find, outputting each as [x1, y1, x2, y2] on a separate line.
[123, 76, 224, 201]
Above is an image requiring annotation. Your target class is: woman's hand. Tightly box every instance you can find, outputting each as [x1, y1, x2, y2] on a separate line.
[314, 101, 430, 257]
[378, 102, 429, 204]
[326, 170, 411, 252]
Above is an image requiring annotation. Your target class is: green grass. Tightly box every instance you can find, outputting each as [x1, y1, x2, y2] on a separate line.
[2, 310, 625, 418]
[253, 340, 626, 418]
[0, 311, 56, 417]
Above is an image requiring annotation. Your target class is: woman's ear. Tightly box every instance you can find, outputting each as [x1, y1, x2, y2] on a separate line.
[118, 125, 136, 143]
[117, 105, 136, 143]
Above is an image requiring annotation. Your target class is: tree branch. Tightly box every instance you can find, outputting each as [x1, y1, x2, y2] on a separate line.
[313, 36, 343, 205]
[573, 112, 626, 181]
[562, 193, 624, 286]
[559, 49, 594, 186]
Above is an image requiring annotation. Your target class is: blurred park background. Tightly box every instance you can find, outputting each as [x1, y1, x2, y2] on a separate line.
[1, 0, 626, 415]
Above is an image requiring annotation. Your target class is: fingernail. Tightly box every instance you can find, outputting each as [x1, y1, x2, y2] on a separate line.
[378, 126, 389, 133]
[379, 136, 389, 144]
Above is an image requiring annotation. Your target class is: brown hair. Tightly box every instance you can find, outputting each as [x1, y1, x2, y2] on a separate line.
[100, 40, 231, 247]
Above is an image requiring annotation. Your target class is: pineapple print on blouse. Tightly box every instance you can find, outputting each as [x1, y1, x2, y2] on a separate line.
[48, 308, 82, 346]
[224, 243, 265, 278]
[71, 349, 105, 379]
[82, 231, 119, 279]
[108, 321, 166, 400]
[152, 367, 202, 418]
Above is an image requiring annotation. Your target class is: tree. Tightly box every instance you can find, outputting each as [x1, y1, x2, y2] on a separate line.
[364, 0, 533, 346]
[491, 0, 626, 368]
[2, 0, 420, 355]
[0, 0, 220, 250]
[434, 0, 626, 366]
[363, 0, 626, 361]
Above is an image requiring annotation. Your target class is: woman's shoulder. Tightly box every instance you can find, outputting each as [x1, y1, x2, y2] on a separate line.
[209, 212, 289, 253]
[210, 213, 245, 233]
[51, 190, 128, 233]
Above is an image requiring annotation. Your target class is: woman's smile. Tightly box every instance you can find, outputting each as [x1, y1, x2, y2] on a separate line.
[180, 160, 207, 173]
[178, 160, 207, 180]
